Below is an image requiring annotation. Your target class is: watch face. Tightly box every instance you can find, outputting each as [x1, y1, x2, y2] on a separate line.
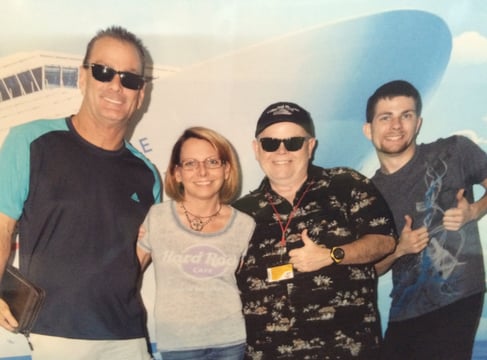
[333, 247, 345, 260]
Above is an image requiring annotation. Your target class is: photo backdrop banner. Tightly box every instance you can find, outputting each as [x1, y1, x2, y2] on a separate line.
[1, 1, 486, 359]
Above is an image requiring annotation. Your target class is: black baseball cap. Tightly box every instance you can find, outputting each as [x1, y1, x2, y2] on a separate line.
[255, 101, 315, 137]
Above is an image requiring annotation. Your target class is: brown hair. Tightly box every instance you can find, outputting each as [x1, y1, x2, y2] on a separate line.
[366, 80, 422, 123]
[82, 25, 147, 74]
[164, 127, 241, 203]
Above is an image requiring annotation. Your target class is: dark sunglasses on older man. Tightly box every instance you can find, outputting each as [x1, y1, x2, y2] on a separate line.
[259, 137, 310, 152]
[83, 63, 145, 90]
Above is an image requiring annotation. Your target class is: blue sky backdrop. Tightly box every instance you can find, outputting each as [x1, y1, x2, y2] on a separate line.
[1, 1, 486, 357]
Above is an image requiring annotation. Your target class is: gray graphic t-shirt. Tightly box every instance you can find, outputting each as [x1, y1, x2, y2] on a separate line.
[138, 201, 255, 351]
[372, 135, 487, 321]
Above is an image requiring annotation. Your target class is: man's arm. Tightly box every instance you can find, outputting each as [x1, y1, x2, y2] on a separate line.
[0, 212, 19, 331]
[289, 229, 396, 272]
[136, 225, 152, 271]
[136, 244, 152, 272]
[0, 213, 16, 280]
[374, 215, 429, 275]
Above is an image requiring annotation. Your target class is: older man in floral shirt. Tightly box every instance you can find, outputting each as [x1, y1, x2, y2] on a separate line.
[234, 101, 396, 359]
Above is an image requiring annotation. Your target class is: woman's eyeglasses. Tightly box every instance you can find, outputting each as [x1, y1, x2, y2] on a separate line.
[178, 158, 225, 171]
[259, 137, 309, 152]
[83, 63, 145, 90]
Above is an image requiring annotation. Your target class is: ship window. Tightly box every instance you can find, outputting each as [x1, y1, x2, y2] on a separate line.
[32, 67, 43, 90]
[45, 65, 61, 88]
[0, 81, 10, 101]
[62, 67, 78, 88]
[18, 70, 40, 94]
[4, 75, 22, 98]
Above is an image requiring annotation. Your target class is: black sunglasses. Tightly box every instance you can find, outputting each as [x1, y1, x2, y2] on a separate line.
[259, 137, 309, 152]
[83, 63, 145, 90]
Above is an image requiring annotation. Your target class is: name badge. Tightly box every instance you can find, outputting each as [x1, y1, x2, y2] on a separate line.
[267, 263, 294, 282]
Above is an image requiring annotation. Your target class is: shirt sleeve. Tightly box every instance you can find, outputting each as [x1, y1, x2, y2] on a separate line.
[137, 206, 153, 253]
[456, 135, 487, 185]
[0, 127, 31, 219]
[343, 168, 397, 238]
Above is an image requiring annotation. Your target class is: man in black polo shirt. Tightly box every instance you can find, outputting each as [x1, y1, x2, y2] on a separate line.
[0, 26, 160, 359]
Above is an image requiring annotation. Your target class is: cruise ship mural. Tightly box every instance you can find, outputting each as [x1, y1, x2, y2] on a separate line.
[3, 7, 485, 359]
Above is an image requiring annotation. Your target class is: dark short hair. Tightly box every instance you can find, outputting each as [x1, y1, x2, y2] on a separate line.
[366, 80, 422, 123]
[164, 127, 241, 204]
[82, 25, 147, 75]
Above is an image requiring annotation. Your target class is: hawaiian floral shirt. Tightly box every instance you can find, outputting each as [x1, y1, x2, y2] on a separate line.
[233, 165, 396, 359]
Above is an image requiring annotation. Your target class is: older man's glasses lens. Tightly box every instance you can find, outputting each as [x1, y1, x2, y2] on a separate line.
[83, 63, 145, 90]
[259, 137, 308, 152]
[179, 158, 225, 171]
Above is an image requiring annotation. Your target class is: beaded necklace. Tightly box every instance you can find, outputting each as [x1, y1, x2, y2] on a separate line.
[181, 202, 222, 231]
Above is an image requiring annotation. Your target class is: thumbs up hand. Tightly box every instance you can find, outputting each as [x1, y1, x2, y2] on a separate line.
[443, 189, 475, 231]
[289, 229, 332, 272]
[396, 215, 429, 257]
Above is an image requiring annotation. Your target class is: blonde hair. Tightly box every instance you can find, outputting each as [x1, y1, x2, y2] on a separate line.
[164, 127, 241, 203]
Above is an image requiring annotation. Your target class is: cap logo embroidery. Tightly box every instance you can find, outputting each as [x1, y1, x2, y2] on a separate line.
[267, 104, 300, 116]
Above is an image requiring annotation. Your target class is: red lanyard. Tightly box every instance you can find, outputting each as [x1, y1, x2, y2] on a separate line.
[266, 182, 313, 247]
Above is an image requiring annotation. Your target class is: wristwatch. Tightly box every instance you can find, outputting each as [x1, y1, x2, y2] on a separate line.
[330, 247, 345, 264]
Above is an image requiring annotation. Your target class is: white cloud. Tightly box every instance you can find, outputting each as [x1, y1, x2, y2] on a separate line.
[451, 31, 487, 65]
[452, 129, 487, 145]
